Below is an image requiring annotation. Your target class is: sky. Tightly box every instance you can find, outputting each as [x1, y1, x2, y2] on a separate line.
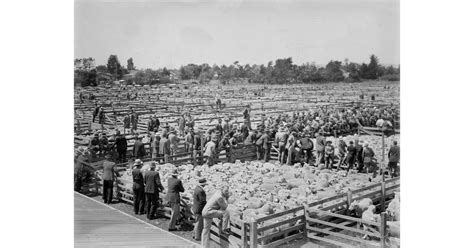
[75, 0, 399, 69]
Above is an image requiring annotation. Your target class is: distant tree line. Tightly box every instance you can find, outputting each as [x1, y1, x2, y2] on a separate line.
[74, 54, 399, 87]
[178, 55, 399, 84]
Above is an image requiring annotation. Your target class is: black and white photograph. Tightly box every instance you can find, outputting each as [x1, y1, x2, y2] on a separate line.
[73, 0, 400, 247]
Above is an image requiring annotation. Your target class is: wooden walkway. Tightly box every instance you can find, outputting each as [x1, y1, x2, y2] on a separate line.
[74, 192, 201, 248]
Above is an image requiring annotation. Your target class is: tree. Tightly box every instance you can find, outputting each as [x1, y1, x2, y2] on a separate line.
[273, 57, 295, 84]
[107, 55, 122, 80]
[324, 60, 344, 82]
[365, 54, 380, 79]
[161, 67, 170, 77]
[345, 62, 361, 82]
[127, 58, 135, 71]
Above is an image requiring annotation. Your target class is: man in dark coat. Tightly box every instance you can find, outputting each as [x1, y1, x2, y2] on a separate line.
[167, 169, 185, 231]
[355, 140, 364, 172]
[158, 133, 170, 163]
[193, 130, 203, 165]
[132, 136, 146, 159]
[259, 129, 271, 162]
[92, 104, 100, 123]
[115, 131, 128, 163]
[387, 141, 400, 177]
[192, 178, 208, 241]
[144, 162, 164, 220]
[299, 133, 314, 164]
[132, 159, 145, 215]
[315, 131, 326, 165]
[102, 155, 118, 204]
[345, 141, 357, 175]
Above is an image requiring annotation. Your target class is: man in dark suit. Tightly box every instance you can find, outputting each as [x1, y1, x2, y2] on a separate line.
[167, 169, 185, 231]
[158, 133, 170, 163]
[388, 141, 400, 177]
[132, 136, 146, 159]
[144, 162, 164, 220]
[193, 129, 203, 165]
[114, 131, 128, 162]
[260, 129, 271, 162]
[102, 155, 118, 204]
[192, 178, 208, 241]
[132, 159, 146, 215]
[345, 141, 357, 176]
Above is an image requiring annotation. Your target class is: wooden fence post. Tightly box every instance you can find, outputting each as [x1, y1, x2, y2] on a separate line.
[381, 181, 386, 212]
[249, 218, 258, 248]
[380, 212, 387, 248]
[346, 189, 352, 214]
[241, 222, 248, 248]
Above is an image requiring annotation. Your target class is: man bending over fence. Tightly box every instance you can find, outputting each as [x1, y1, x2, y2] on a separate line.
[201, 186, 231, 248]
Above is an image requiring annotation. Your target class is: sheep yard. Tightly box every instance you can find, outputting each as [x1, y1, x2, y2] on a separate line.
[76, 81, 400, 248]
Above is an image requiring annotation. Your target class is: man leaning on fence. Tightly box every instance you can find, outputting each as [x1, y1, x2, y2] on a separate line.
[192, 178, 208, 241]
[102, 154, 118, 204]
[167, 169, 185, 231]
[144, 162, 164, 220]
[132, 159, 146, 215]
[201, 186, 231, 248]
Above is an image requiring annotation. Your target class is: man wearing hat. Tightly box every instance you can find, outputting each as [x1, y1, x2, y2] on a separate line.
[324, 141, 335, 169]
[184, 128, 194, 155]
[192, 178, 208, 241]
[102, 154, 118, 204]
[275, 126, 288, 164]
[259, 129, 271, 162]
[315, 131, 326, 165]
[203, 136, 217, 166]
[74, 148, 88, 192]
[144, 162, 164, 220]
[158, 132, 170, 163]
[362, 143, 376, 176]
[299, 132, 314, 164]
[336, 137, 347, 170]
[132, 159, 146, 215]
[355, 140, 364, 172]
[219, 133, 232, 162]
[193, 129, 203, 165]
[132, 136, 146, 160]
[167, 169, 185, 231]
[169, 128, 180, 161]
[114, 131, 128, 163]
[201, 186, 231, 248]
[286, 131, 297, 165]
[88, 133, 101, 157]
[151, 132, 160, 160]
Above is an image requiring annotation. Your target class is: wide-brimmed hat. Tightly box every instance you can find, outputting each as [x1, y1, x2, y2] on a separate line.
[198, 178, 208, 186]
[134, 159, 143, 166]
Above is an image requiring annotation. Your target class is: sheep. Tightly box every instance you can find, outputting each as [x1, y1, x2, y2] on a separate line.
[361, 205, 380, 240]
[386, 192, 400, 221]
[348, 198, 373, 217]
[386, 220, 400, 238]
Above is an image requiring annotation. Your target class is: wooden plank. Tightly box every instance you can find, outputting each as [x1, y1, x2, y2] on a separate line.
[306, 217, 380, 237]
[308, 194, 346, 208]
[308, 209, 379, 227]
[307, 233, 353, 248]
[261, 232, 303, 248]
[306, 225, 380, 246]
[257, 215, 304, 232]
[257, 223, 304, 243]
[256, 206, 304, 223]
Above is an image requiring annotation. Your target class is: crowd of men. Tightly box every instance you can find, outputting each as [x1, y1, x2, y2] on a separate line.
[75, 103, 400, 248]
[84, 103, 400, 176]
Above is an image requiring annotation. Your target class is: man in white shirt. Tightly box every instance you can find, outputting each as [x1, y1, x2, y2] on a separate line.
[201, 186, 230, 248]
